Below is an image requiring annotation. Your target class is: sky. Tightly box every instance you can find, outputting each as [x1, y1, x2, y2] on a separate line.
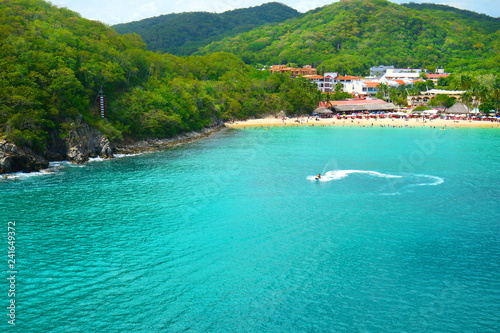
[47, 0, 499, 25]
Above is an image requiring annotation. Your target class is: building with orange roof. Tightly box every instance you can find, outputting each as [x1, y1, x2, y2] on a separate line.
[304, 72, 339, 93]
[269, 65, 317, 77]
[339, 78, 379, 96]
[337, 76, 363, 83]
[426, 73, 450, 85]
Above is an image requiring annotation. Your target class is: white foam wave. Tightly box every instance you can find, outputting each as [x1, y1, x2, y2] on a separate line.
[114, 153, 144, 158]
[2, 169, 53, 180]
[308, 170, 402, 182]
[2, 160, 81, 181]
[87, 157, 106, 163]
[49, 160, 73, 169]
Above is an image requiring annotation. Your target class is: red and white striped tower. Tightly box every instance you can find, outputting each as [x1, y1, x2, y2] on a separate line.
[98, 90, 107, 119]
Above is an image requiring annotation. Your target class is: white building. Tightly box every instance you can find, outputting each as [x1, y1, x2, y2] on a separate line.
[342, 80, 380, 97]
[336, 76, 363, 93]
[370, 65, 394, 77]
[305, 72, 338, 93]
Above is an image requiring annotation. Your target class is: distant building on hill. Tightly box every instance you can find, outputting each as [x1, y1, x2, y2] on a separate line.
[435, 67, 445, 74]
[426, 73, 450, 85]
[269, 65, 317, 77]
[370, 65, 394, 77]
[382, 68, 423, 81]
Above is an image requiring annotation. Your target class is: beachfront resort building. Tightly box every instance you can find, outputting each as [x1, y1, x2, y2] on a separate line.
[407, 89, 465, 108]
[319, 99, 397, 114]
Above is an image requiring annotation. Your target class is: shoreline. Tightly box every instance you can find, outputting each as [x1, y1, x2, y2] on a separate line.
[113, 125, 225, 155]
[2, 118, 498, 178]
[225, 117, 500, 129]
[1, 126, 225, 177]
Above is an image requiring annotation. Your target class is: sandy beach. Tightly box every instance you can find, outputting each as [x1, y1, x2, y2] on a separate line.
[225, 116, 500, 129]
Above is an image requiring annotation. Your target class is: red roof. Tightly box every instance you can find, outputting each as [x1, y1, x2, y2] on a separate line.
[364, 82, 380, 88]
[321, 99, 387, 107]
[395, 80, 406, 85]
[427, 74, 450, 78]
[306, 75, 325, 80]
[337, 76, 362, 80]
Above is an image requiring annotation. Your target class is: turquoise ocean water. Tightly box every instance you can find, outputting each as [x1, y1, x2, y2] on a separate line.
[1, 126, 499, 332]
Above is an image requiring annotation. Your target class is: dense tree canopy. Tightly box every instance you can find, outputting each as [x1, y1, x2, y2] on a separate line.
[113, 2, 300, 56]
[197, 0, 500, 75]
[0, 0, 319, 152]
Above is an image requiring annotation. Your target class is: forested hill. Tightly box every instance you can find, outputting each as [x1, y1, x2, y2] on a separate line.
[0, 0, 319, 165]
[197, 0, 500, 75]
[112, 2, 301, 56]
[401, 3, 500, 29]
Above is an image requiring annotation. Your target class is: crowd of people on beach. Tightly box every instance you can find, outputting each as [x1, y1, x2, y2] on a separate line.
[225, 111, 500, 129]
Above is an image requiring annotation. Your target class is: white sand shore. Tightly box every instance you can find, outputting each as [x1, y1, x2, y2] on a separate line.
[225, 116, 500, 129]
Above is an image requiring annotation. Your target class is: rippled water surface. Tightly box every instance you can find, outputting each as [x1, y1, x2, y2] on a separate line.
[1, 127, 499, 332]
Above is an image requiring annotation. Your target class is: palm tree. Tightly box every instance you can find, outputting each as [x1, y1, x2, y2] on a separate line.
[334, 82, 343, 94]
[377, 83, 389, 102]
[324, 92, 332, 108]
[492, 76, 500, 116]
[460, 74, 474, 91]
[460, 91, 473, 116]
[388, 87, 399, 104]
[471, 84, 488, 114]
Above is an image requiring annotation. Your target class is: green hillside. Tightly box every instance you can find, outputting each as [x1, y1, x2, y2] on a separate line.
[113, 2, 301, 56]
[0, 0, 319, 153]
[197, 0, 500, 75]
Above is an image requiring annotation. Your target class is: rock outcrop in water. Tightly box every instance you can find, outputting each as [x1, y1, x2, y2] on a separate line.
[0, 120, 114, 175]
[0, 140, 49, 174]
[64, 121, 114, 164]
[0, 121, 225, 175]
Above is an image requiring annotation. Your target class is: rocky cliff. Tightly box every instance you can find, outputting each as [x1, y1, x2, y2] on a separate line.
[64, 121, 113, 164]
[1, 122, 225, 175]
[0, 140, 49, 174]
[0, 120, 113, 175]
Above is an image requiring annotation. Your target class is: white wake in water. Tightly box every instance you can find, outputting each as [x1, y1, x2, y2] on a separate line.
[405, 174, 444, 187]
[307, 170, 403, 182]
[308, 170, 444, 194]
